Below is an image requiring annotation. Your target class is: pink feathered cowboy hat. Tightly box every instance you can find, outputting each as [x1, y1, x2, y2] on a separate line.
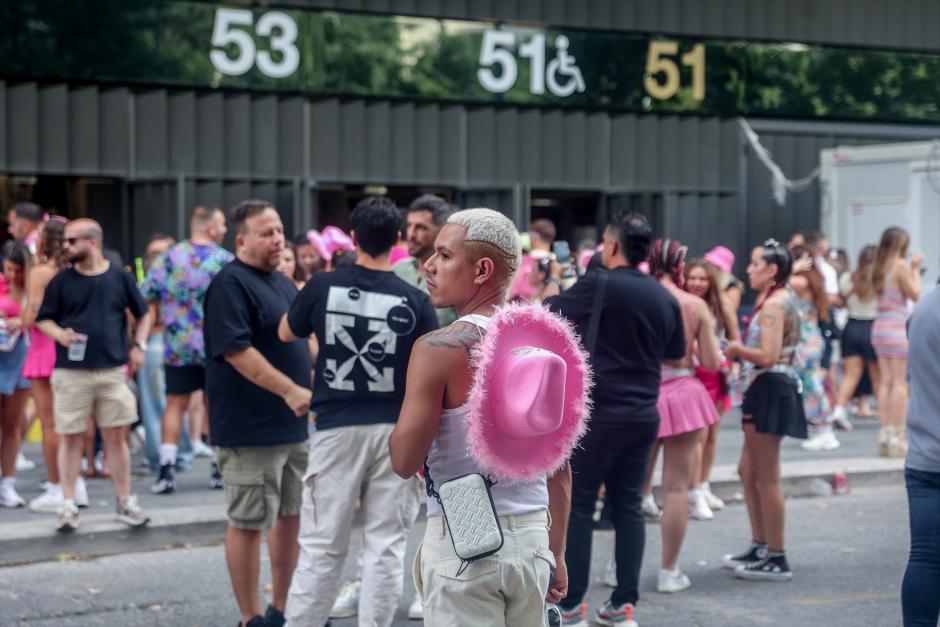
[307, 226, 355, 263]
[467, 301, 592, 481]
[704, 246, 735, 274]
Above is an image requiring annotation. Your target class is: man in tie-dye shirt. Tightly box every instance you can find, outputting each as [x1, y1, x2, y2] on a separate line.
[140, 205, 233, 494]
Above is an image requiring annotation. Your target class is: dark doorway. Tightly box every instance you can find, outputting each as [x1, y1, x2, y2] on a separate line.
[529, 189, 603, 251]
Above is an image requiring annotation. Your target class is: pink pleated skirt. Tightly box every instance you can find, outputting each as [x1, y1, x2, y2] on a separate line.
[657, 375, 721, 438]
[22, 327, 56, 379]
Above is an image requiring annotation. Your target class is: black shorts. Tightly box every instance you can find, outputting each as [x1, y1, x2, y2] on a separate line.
[841, 318, 877, 362]
[741, 372, 808, 439]
[165, 365, 206, 395]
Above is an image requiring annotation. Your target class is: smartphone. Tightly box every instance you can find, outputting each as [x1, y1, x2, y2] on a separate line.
[553, 240, 571, 264]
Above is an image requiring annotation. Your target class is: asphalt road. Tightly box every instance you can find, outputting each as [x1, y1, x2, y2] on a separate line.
[0, 484, 908, 627]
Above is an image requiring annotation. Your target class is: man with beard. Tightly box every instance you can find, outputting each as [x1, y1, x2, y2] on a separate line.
[37, 219, 153, 533]
[393, 194, 457, 326]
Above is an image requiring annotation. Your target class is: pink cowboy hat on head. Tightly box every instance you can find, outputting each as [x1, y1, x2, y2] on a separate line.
[306, 229, 330, 261]
[467, 301, 592, 482]
[704, 246, 735, 274]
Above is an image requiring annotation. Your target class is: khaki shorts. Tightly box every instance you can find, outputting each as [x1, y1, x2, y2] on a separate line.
[50, 367, 137, 435]
[218, 442, 307, 531]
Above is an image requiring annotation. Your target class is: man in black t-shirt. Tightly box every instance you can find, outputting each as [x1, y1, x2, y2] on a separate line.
[203, 200, 313, 627]
[37, 219, 154, 534]
[547, 212, 685, 625]
[279, 197, 437, 627]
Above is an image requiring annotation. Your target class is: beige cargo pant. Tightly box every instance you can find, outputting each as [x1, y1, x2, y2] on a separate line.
[414, 509, 555, 627]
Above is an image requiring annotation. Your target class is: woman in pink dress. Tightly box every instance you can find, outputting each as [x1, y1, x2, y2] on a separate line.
[0, 242, 35, 508]
[21, 219, 68, 512]
[871, 227, 922, 457]
[648, 239, 722, 593]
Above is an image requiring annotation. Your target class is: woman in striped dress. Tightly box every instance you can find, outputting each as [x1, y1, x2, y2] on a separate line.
[871, 227, 922, 457]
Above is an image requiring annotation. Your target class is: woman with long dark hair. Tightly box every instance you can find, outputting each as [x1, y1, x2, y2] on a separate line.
[0, 241, 35, 508]
[21, 219, 75, 512]
[833, 245, 880, 430]
[647, 239, 722, 592]
[871, 227, 921, 457]
[789, 244, 838, 451]
[724, 240, 805, 581]
[683, 258, 740, 517]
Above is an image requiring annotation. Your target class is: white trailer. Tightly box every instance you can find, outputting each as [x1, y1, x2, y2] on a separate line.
[821, 140, 940, 288]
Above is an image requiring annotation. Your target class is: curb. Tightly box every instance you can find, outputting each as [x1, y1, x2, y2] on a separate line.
[1, 458, 905, 568]
[0, 505, 227, 568]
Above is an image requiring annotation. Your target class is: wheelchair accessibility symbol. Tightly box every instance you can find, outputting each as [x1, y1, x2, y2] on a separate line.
[546, 36, 585, 98]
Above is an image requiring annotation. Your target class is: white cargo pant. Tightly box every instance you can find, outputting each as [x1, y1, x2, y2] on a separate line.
[285, 424, 422, 627]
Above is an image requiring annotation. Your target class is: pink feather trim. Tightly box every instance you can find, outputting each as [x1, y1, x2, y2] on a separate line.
[466, 301, 593, 481]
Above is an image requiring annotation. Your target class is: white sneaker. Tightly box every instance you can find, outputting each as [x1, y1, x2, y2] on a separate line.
[701, 482, 724, 511]
[29, 483, 65, 513]
[407, 596, 424, 620]
[0, 478, 26, 508]
[641, 493, 661, 521]
[191, 440, 214, 458]
[801, 429, 841, 452]
[657, 567, 691, 593]
[329, 580, 361, 618]
[15, 452, 35, 471]
[688, 489, 714, 521]
[832, 406, 853, 431]
[57, 500, 79, 533]
[74, 477, 89, 508]
[604, 557, 618, 588]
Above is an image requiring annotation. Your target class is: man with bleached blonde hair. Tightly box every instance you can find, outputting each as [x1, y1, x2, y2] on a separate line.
[390, 208, 573, 626]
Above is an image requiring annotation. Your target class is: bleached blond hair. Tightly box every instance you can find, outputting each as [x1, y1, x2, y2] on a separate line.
[447, 208, 522, 279]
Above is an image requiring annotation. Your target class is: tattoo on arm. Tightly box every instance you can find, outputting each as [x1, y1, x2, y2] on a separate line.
[423, 325, 480, 352]
[759, 313, 778, 328]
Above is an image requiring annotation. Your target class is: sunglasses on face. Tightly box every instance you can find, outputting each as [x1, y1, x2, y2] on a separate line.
[64, 236, 90, 245]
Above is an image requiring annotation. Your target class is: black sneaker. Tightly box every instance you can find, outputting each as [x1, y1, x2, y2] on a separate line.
[238, 616, 264, 627]
[734, 554, 793, 582]
[209, 462, 224, 490]
[150, 463, 175, 494]
[263, 605, 285, 627]
[722, 541, 767, 570]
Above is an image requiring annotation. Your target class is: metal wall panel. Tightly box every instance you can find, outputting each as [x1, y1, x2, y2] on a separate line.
[134, 91, 168, 175]
[169, 92, 197, 173]
[70, 87, 99, 174]
[196, 93, 224, 176]
[7, 83, 38, 172]
[39, 85, 69, 173]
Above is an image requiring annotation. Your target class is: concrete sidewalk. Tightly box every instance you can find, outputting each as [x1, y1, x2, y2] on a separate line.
[0, 412, 903, 567]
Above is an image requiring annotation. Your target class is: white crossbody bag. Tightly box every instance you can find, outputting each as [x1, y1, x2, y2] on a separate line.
[424, 461, 503, 576]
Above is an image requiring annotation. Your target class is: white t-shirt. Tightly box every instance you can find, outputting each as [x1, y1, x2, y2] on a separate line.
[816, 256, 840, 295]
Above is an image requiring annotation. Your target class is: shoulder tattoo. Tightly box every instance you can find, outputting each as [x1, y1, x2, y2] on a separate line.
[423, 325, 480, 353]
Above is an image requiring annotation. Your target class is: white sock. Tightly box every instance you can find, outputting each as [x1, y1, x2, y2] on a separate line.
[159, 443, 178, 467]
[700, 481, 711, 492]
[689, 488, 702, 498]
[833, 405, 846, 418]
[1, 476, 14, 488]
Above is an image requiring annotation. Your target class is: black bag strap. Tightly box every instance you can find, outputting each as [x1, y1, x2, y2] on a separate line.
[586, 270, 608, 353]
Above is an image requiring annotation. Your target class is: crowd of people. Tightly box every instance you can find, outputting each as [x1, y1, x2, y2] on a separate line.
[0, 193, 934, 627]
